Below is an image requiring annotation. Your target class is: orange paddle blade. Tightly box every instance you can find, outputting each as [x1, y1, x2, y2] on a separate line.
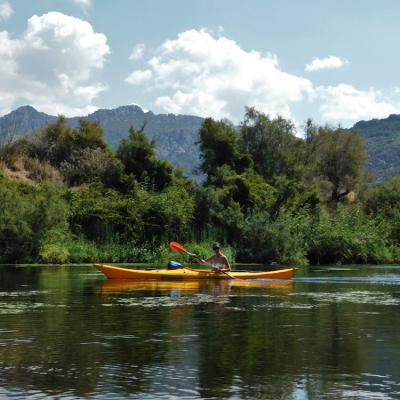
[169, 241, 189, 254]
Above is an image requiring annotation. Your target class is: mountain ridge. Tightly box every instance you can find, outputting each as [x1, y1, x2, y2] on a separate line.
[2, 105, 400, 180]
[352, 114, 400, 180]
[0, 105, 204, 177]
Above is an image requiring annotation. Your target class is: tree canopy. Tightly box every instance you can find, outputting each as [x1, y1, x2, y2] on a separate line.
[117, 126, 174, 191]
[0, 107, 399, 266]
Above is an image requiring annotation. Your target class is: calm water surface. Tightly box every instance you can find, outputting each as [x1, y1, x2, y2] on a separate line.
[0, 264, 400, 399]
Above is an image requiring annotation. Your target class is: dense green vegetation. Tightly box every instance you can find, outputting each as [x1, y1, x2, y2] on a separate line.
[1, 108, 400, 266]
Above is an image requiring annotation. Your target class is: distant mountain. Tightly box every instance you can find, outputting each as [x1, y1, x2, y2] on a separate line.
[0, 105, 204, 177]
[2, 105, 400, 181]
[0, 105, 56, 136]
[352, 114, 400, 181]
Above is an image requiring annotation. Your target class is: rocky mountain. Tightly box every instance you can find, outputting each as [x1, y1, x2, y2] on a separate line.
[2, 105, 400, 181]
[0, 105, 56, 136]
[0, 105, 204, 177]
[352, 114, 400, 181]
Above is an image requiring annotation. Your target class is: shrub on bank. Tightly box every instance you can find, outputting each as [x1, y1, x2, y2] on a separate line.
[238, 208, 310, 266]
[308, 205, 399, 265]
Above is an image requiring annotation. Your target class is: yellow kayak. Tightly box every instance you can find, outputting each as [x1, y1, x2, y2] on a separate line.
[94, 263, 297, 280]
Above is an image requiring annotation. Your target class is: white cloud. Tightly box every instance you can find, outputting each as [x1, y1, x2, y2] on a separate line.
[0, 0, 13, 21]
[0, 11, 110, 116]
[73, 0, 91, 12]
[126, 69, 153, 85]
[125, 29, 314, 122]
[129, 43, 145, 61]
[305, 55, 348, 72]
[318, 84, 398, 123]
[130, 102, 149, 112]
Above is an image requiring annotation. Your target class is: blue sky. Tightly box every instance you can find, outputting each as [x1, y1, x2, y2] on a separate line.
[1, 0, 400, 128]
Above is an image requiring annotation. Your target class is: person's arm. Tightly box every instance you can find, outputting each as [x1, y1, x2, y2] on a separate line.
[222, 255, 231, 271]
[191, 254, 213, 265]
[205, 255, 215, 265]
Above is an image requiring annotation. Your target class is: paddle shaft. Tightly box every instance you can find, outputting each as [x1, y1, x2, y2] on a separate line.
[194, 257, 237, 280]
[169, 242, 236, 279]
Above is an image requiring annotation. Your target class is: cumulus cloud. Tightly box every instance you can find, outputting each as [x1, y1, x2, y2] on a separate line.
[0, 11, 110, 116]
[317, 84, 399, 123]
[129, 43, 146, 61]
[126, 69, 153, 85]
[0, 0, 13, 21]
[130, 102, 149, 112]
[125, 29, 314, 122]
[305, 55, 348, 72]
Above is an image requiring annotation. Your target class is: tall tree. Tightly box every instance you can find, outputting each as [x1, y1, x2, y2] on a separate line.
[31, 117, 108, 167]
[197, 118, 251, 183]
[117, 126, 173, 191]
[239, 107, 306, 183]
[312, 126, 368, 201]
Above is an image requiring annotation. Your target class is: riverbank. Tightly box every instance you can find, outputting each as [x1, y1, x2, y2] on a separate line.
[2, 112, 400, 267]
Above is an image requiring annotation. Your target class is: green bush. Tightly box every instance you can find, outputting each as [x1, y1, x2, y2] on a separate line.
[308, 205, 398, 264]
[0, 175, 69, 263]
[239, 208, 310, 266]
[39, 243, 70, 264]
[3, 112, 400, 267]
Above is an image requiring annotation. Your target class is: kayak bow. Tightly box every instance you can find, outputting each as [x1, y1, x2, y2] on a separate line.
[94, 264, 297, 280]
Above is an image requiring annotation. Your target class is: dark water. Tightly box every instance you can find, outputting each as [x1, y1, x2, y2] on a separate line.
[0, 264, 400, 399]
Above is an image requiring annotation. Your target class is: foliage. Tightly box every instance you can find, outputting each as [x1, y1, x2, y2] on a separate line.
[308, 205, 397, 264]
[197, 118, 251, 182]
[239, 107, 306, 183]
[117, 126, 173, 191]
[1, 109, 400, 266]
[363, 176, 400, 241]
[39, 243, 70, 264]
[310, 126, 368, 201]
[135, 184, 195, 242]
[30, 117, 108, 167]
[364, 176, 400, 216]
[60, 147, 125, 188]
[239, 208, 311, 266]
[209, 166, 276, 210]
[0, 175, 69, 263]
[0, 134, 30, 167]
[68, 184, 141, 242]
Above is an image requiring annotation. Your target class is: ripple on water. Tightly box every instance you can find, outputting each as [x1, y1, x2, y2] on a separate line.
[334, 389, 394, 399]
[253, 301, 316, 310]
[294, 372, 400, 400]
[292, 290, 400, 306]
[0, 329, 16, 334]
[0, 302, 45, 315]
[103, 294, 230, 308]
[0, 290, 49, 297]
[93, 333, 138, 340]
[294, 276, 400, 285]
[0, 290, 51, 315]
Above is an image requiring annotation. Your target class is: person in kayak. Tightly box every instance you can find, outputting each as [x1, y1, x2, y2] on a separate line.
[198, 242, 232, 272]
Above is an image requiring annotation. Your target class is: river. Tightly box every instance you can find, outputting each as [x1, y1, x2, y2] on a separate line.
[0, 264, 399, 399]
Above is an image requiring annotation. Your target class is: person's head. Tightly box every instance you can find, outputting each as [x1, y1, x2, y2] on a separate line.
[212, 242, 221, 253]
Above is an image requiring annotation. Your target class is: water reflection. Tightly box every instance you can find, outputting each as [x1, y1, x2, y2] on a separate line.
[97, 278, 293, 295]
[0, 264, 399, 399]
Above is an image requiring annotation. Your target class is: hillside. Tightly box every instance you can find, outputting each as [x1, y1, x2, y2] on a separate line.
[0, 105, 204, 177]
[2, 105, 400, 180]
[352, 114, 400, 180]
